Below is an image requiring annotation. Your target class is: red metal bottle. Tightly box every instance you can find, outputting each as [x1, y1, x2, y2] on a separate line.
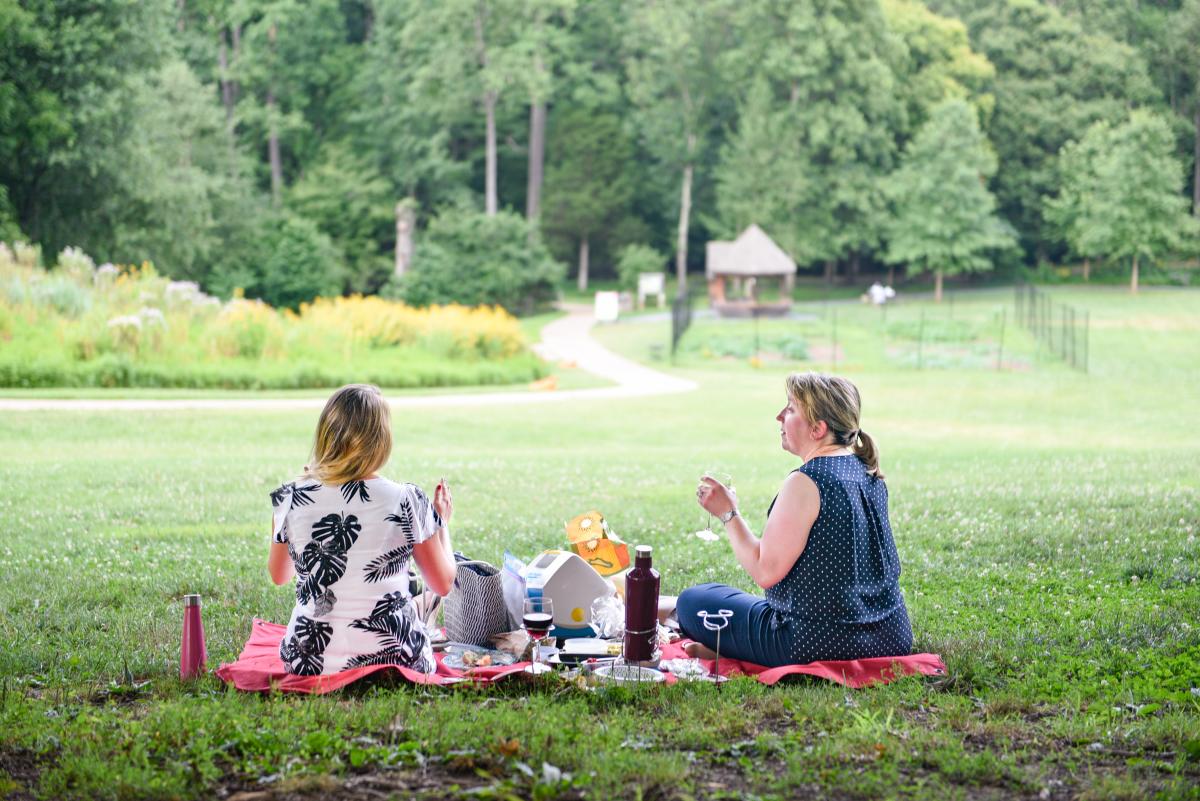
[623, 546, 660, 663]
[180, 594, 208, 679]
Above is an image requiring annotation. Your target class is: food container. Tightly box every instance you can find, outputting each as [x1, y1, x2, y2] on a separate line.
[593, 664, 665, 684]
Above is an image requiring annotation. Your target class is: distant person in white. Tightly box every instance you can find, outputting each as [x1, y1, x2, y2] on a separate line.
[867, 282, 896, 306]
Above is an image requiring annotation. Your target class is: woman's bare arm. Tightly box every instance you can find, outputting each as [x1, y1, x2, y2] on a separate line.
[722, 472, 821, 589]
[267, 538, 294, 585]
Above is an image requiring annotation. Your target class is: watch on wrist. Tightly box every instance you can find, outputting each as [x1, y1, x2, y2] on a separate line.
[719, 508, 738, 524]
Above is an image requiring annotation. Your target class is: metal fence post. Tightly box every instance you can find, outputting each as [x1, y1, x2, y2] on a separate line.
[831, 309, 838, 372]
[996, 307, 1006, 371]
[917, 310, 925, 370]
[1083, 309, 1089, 374]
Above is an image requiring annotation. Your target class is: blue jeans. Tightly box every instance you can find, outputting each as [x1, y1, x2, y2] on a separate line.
[678, 582, 914, 667]
[676, 583, 794, 667]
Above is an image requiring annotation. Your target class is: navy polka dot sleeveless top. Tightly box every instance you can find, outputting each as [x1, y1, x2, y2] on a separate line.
[766, 455, 912, 661]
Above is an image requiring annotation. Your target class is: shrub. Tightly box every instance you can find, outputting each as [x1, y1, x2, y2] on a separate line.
[212, 297, 285, 359]
[616, 244, 666, 291]
[391, 209, 564, 314]
[0, 242, 544, 390]
[298, 296, 525, 359]
[31, 276, 91, 318]
[207, 213, 345, 310]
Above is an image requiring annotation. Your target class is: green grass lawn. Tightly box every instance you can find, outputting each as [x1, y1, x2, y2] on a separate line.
[1, 286, 1198, 800]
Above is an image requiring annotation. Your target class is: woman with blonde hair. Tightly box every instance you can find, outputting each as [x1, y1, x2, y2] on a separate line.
[679, 372, 912, 667]
[266, 384, 456, 675]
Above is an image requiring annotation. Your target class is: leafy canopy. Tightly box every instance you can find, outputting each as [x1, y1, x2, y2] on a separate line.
[884, 99, 1016, 276]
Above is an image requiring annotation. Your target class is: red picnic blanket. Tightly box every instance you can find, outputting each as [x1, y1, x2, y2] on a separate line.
[215, 619, 945, 694]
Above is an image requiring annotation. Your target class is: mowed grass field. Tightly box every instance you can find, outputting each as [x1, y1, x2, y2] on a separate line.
[0, 286, 1197, 800]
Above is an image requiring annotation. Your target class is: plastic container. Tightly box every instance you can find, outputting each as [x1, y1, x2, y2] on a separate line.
[180, 594, 207, 679]
[594, 664, 665, 684]
[622, 545, 660, 662]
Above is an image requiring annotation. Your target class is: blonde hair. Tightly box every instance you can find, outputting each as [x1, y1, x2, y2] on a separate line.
[784, 372, 884, 479]
[306, 384, 392, 485]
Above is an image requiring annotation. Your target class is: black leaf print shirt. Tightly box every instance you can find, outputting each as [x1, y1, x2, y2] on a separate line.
[271, 477, 442, 675]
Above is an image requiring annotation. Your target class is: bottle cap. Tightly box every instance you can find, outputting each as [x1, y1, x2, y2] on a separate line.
[635, 545, 652, 557]
[183, 594, 202, 607]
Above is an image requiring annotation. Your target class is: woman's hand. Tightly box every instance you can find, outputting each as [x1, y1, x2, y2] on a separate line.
[697, 476, 737, 519]
[433, 478, 453, 525]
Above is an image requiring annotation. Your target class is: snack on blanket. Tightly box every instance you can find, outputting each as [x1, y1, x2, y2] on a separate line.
[460, 650, 494, 667]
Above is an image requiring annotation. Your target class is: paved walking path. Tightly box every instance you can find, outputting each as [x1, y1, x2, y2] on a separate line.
[0, 305, 696, 412]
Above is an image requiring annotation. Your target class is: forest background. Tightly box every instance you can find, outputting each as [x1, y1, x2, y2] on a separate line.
[2, 0, 1199, 313]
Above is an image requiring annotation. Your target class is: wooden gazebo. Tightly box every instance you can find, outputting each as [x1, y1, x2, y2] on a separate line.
[705, 225, 796, 317]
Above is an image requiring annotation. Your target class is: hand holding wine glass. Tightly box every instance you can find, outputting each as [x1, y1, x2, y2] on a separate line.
[697, 470, 736, 519]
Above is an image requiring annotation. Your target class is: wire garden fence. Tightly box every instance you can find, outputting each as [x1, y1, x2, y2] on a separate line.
[1014, 283, 1089, 372]
[672, 285, 1089, 374]
[871, 300, 1014, 371]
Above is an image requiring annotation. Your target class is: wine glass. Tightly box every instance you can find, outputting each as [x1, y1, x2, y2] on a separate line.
[522, 597, 555, 674]
[697, 469, 733, 541]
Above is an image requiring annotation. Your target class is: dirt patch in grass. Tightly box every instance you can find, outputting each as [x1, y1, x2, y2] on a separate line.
[0, 749, 43, 801]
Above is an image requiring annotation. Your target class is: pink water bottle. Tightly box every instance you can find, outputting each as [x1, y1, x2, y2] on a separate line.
[180, 594, 208, 679]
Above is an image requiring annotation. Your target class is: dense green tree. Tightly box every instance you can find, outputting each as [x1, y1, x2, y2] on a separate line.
[884, 99, 1016, 301]
[1045, 128, 1108, 281]
[712, 76, 808, 260]
[931, 0, 1159, 258]
[386, 0, 541, 217]
[393, 209, 564, 313]
[289, 144, 394, 294]
[352, 0, 470, 214]
[719, 0, 905, 283]
[882, 0, 995, 134]
[541, 108, 634, 290]
[1166, 0, 1200, 217]
[105, 60, 254, 282]
[1050, 111, 1198, 293]
[0, 0, 174, 258]
[517, 0, 577, 225]
[209, 211, 343, 308]
[234, 0, 360, 203]
[624, 0, 728, 290]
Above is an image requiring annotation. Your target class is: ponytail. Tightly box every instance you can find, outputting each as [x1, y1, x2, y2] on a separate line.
[853, 429, 884, 480]
[786, 371, 884, 479]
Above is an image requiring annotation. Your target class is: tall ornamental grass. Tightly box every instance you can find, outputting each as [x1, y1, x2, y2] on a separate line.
[0, 243, 545, 389]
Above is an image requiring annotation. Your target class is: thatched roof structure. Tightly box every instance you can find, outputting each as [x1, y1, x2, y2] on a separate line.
[705, 225, 796, 279]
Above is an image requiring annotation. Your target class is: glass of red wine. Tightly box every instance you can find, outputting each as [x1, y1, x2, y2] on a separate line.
[522, 597, 554, 674]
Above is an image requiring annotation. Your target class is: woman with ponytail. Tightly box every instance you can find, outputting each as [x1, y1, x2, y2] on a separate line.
[678, 372, 912, 667]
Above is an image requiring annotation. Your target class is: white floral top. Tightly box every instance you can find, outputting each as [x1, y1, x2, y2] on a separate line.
[270, 476, 442, 675]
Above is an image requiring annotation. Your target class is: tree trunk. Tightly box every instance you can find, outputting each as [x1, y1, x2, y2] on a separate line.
[267, 89, 282, 206]
[1131, 255, 1139, 294]
[935, 269, 944, 302]
[231, 25, 242, 105]
[823, 259, 835, 285]
[1083, 257, 1090, 282]
[217, 23, 236, 169]
[218, 28, 234, 125]
[886, 264, 895, 286]
[484, 90, 498, 216]
[675, 133, 696, 292]
[577, 237, 590, 292]
[1193, 106, 1199, 217]
[394, 201, 415, 278]
[473, 9, 498, 217]
[849, 252, 860, 285]
[267, 24, 281, 206]
[526, 97, 546, 223]
[177, 0, 186, 32]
